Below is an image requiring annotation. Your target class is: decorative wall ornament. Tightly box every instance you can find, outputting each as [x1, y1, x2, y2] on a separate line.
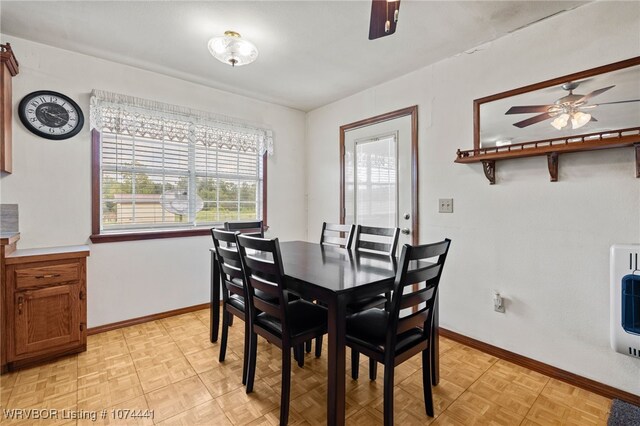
[90, 90, 274, 155]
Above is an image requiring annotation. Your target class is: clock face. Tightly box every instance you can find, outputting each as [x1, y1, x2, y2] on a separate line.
[18, 91, 84, 140]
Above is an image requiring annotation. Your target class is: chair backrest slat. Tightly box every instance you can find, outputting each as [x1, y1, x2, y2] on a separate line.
[253, 296, 281, 318]
[244, 256, 279, 277]
[404, 263, 441, 286]
[397, 307, 430, 334]
[225, 221, 264, 237]
[386, 239, 451, 351]
[320, 222, 355, 249]
[354, 225, 400, 255]
[399, 286, 435, 310]
[407, 240, 450, 261]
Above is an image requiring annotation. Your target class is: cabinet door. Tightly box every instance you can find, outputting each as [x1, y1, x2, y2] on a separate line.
[14, 285, 81, 357]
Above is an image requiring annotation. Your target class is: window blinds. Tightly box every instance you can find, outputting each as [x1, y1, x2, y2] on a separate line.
[91, 90, 269, 232]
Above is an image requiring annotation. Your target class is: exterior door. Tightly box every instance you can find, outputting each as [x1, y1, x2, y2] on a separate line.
[341, 107, 418, 248]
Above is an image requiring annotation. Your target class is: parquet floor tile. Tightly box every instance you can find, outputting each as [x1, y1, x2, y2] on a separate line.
[157, 400, 231, 425]
[144, 376, 212, 423]
[215, 379, 280, 424]
[0, 308, 613, 425]
[438, 390, 525, 425]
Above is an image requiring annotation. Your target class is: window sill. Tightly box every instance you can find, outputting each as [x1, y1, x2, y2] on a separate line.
[90, 228, 213, 244]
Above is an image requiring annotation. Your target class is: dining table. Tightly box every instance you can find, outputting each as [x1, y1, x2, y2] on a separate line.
[209, 240, 439, 426]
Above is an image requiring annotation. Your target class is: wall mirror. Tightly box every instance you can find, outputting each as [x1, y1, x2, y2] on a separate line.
[457, 57, 640, 184]
[476, 58, 640, 150]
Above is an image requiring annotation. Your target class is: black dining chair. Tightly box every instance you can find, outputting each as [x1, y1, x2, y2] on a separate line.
[224, 220, 264, 237]
[236, 234, 328, 426]
[211, 229, 256, 385]
[347, 225, 401, 313]
[347, 238, 451, 425]
[320, 222, 355, 249]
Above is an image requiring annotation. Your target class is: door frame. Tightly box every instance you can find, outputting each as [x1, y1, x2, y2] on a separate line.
[339, 105, 419, 245]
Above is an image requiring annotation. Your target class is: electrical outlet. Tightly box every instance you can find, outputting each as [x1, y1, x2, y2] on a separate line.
[438, 198, 453, 213]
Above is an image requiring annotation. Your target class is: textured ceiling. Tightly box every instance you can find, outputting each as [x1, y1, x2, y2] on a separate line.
[0, 1, 586, 111]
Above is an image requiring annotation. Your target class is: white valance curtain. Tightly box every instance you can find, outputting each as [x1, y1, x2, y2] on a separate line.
[89, 90, 274, 155]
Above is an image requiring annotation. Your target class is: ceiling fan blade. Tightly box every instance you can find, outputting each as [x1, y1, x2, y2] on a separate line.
[505, 105, 553, 115]
[512, 113, 552, 128]
[576, 85, 615, 104]
[369, 0, 401, 40]
[592, 99, 640, 106]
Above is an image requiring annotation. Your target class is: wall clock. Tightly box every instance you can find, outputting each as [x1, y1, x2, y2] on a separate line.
[18, 90, 84, 140]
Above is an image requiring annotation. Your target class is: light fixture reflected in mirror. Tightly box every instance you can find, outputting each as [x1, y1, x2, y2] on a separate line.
[571, 111, 592, 129]
[550, 113, 570, 130]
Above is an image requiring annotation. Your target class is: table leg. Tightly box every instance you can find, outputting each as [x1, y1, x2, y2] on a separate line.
[210, 250, 220, 343]
[431, 291, 439, 385]
[327, 296, 346, 426]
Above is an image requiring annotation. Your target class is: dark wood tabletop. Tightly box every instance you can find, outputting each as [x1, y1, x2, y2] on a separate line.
[209, 240, 439, 426]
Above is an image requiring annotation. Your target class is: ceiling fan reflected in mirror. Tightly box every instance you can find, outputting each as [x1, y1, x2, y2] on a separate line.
[505, 82, 640, 130]
[369, 0, 401, 40]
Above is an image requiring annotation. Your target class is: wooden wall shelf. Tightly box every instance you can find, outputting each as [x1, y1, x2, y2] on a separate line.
[455, 127, 640, 184]
[1, 43, 19, 174]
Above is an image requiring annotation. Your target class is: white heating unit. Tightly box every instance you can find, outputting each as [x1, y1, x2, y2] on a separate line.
[610, 244, 640, 358]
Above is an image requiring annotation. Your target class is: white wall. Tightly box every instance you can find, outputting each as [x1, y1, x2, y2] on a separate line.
[306, 2, 640, 394]
[0, 36, 307, 327]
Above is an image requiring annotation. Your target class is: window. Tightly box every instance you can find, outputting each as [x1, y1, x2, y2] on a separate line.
[90, 91, 271, 242]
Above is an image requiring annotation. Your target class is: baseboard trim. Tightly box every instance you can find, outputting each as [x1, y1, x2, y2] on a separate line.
[439, 328, 640, 406]
[87, 303, 210, 335]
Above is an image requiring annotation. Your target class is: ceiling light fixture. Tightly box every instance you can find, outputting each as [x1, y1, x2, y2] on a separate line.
[208, 31, 258, 67]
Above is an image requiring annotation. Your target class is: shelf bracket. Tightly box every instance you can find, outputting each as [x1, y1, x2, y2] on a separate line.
[635, 143, 640, 178]
[547, 152, 559, 182]
[482, 160, 496, 185]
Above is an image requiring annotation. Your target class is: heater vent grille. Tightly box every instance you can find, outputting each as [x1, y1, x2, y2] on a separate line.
[611, 244, 640, 359]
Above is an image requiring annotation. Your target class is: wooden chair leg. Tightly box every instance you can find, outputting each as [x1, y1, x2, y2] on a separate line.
[315, 336, 322, 358]
[219, 310, 229, 362]
[245, 332, 258, 393]
[383, 362, 394, 426]
[295, 344, 304, 368]
[422, 349, 434, 417]
[369, 358, 377, 381]
[280, 346, 292, 425]
[228, 315, 234, 327]
[242, 318, 249, 385]
[351, 348, 360, 380]
[305, 340, 312, 353]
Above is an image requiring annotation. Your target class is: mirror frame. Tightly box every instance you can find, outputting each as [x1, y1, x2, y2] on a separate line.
[473, 56, 640, 151]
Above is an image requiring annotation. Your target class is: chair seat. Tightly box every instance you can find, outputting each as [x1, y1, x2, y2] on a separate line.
[346, 308, 425, 355]
[256, 299, 327, 338]
[347, 294, 387, 313]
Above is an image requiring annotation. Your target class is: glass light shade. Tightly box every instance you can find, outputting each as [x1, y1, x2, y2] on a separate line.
[571, 111, 591, 129]
[208, 31, 258, 67]
[550, 113, 570, 130]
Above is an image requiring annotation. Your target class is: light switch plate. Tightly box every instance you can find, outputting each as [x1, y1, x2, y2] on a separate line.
[439, 198, 453, 213]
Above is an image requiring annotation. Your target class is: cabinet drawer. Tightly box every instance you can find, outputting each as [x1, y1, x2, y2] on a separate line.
[15, 263, 79, 289]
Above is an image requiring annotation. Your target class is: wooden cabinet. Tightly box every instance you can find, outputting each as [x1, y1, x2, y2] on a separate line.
[0, 43, 19, 174]
[2, 246, 89, 372]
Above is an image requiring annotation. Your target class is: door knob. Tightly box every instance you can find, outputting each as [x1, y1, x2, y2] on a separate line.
[401, 228, 410, 235]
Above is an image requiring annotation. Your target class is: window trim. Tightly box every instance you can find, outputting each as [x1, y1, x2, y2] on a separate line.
[90, 129, 268, 243]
